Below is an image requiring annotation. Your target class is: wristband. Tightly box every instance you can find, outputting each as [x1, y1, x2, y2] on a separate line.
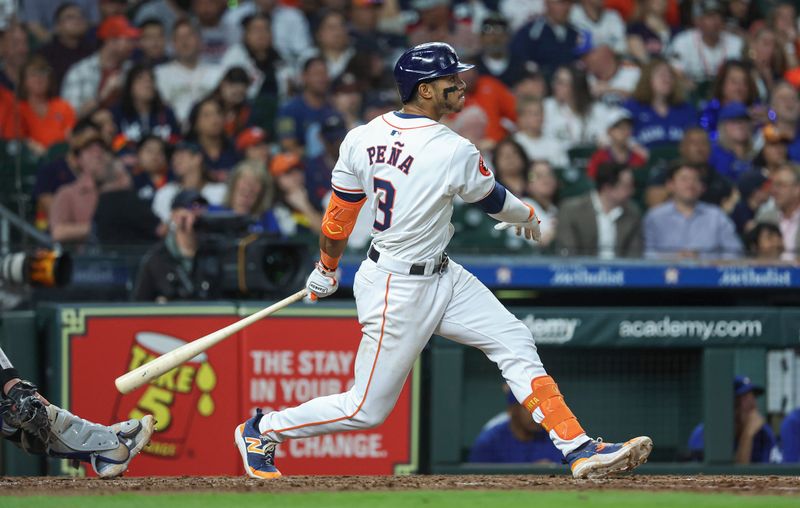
[1, 367, 20, 387]
[319, 250, 340, 271]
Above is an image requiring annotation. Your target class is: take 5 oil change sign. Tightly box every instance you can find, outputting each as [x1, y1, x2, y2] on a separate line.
[64, 307, 418, 476]
[68, 313, 241, 476]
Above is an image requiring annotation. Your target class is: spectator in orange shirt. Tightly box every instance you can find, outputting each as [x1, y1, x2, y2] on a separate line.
[10, 55, 76, 155]
[0, 86, 15, 139]
[455, 67, 517, 152]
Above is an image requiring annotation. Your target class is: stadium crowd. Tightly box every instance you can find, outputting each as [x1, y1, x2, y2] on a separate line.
[2, 0, 800, 261]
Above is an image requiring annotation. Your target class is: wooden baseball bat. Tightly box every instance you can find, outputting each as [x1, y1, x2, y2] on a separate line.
[115, 288, 308, 394]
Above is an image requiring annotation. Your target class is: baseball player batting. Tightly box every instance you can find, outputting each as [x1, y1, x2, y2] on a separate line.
[235, 42, 653, 479]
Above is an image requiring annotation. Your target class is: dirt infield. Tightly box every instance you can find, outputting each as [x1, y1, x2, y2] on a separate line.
[1, 475, 799, 496]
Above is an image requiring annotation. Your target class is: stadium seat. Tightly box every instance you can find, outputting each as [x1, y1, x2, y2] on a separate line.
[449, 202, 505, 253]
[647, 143, 680, 165]
[0, 140, 41, 220]
[567, 144, 598, 173]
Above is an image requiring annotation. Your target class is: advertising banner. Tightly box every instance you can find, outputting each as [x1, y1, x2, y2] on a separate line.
[240, 316, 416, 475]
[68, 312, 241, 476]
[511, 308, 787, 347]
[60, 305, 418, 477]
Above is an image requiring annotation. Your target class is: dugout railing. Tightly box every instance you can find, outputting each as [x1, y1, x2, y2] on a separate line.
[427, 307, 800, 475]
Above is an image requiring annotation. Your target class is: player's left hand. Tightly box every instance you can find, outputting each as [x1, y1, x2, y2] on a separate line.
[306, 262, 339, 301]
[494, 215, 542, 242]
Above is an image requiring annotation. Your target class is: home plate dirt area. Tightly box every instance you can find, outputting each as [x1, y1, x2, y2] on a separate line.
[1, 475, 799, 496]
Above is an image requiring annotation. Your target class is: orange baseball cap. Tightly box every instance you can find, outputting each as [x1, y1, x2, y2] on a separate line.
[270, 152, 302, 176]
[98, 15, 141, 40]
[236, 127, 268, 151]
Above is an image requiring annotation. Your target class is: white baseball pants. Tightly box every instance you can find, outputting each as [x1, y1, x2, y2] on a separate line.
[259, 257, 589, 455]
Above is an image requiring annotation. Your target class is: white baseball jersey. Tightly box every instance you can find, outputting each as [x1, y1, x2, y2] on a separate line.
[331, 112, 496, 261]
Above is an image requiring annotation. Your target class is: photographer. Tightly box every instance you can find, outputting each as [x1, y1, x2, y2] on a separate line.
[132, 190, 216, 302]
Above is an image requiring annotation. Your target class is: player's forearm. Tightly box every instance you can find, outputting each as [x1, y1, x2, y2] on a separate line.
[3, 378, 20, 396]
[320, 236, 348, 267]
[50, 222, 91, 243]
[480, 183, 534, 224]
[0, 347, 20, 395]
[317, 190, 366, 269]
[735, 430, 755, 464]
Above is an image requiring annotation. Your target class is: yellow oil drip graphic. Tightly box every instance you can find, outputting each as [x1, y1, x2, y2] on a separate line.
[196, 362, 217, 416]
[119, 332, 221, 459]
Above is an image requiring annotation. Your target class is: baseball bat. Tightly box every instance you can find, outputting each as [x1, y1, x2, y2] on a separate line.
[115, 288, 308, 394]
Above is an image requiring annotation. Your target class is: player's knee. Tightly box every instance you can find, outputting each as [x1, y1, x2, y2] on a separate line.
[351, 407, 390, 429]
[510, 320, 534, 342]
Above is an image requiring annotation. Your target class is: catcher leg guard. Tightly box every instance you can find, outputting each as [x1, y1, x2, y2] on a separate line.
[45, 405, 156, 478]
[565, 436, 653, 479]
[234, 408, 281, 479]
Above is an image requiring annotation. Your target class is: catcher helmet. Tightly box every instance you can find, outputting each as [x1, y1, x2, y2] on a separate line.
[393, 42, 475, 103]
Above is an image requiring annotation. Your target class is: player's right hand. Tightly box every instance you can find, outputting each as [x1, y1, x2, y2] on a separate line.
[306, 262, 339, 301]
[494, 214, 542, 242]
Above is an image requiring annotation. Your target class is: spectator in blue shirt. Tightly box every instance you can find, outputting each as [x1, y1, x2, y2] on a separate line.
[699, 60, 760, 142]
[469, 386, 563, 464]
[688, 376, 779, 464]
[709, 102, 756, 182]
[731, 170, 770, 235]
[509, 0, 582, 82]
[644, 161, 743, 259]
[304, 113, 347, 210]
[781, 407, 800, 462]
[276, 56, 338, 159]
[185, 96, 241, 182]
[624, 57, 697, 149]
[112, 64, 180, 146]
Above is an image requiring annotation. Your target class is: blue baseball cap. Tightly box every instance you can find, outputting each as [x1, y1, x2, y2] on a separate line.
[734, 375, 764, 397]
[575, 30, 593, 57]
[719, 102, 751, 122]
[171, 189, 208, 210]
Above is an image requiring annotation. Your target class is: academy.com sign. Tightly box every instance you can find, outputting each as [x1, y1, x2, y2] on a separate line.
[618, 316, 763, 341]
[521, 314, 581, 344]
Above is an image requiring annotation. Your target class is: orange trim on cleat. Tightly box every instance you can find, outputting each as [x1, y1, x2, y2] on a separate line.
[570, 457, 588, 472]
[248, 467, 282, 479]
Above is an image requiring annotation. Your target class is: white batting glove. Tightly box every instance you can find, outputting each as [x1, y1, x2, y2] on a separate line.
[306, 262, 339, 301]
[494, 215, 542, 242]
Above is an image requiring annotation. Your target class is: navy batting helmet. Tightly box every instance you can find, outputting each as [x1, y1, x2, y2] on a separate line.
[393, 42, 475, 103]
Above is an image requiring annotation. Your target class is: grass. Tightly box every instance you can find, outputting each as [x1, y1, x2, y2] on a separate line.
[1, 491, 795, 508]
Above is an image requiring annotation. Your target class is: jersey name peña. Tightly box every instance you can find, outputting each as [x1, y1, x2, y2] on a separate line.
[366, 141, 415, 174]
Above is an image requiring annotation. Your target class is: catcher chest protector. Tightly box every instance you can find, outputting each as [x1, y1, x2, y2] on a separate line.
[393, 42, 475, 103]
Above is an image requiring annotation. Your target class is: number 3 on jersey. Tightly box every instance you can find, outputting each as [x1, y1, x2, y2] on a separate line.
[373, 177, 395, 231]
